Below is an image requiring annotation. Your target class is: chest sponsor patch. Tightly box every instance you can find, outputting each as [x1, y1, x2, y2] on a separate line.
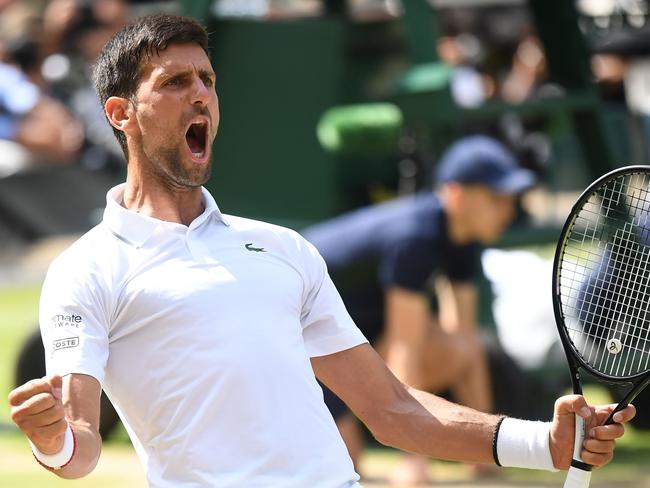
[52, 336, 79, 352]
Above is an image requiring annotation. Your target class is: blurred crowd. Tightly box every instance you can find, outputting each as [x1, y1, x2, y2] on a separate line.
[0, 0, 163, 177]
[0, 0, 642, 178]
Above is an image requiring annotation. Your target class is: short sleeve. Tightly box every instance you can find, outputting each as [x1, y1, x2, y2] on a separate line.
[299, 239, 368, 357]
[39, 257, 110, 386]
[379, 239, 437, 291]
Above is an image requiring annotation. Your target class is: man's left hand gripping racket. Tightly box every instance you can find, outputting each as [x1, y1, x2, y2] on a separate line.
[553, 165, 650, 488]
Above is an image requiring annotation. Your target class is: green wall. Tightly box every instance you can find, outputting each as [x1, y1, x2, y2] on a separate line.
[205, 19, 347, 227]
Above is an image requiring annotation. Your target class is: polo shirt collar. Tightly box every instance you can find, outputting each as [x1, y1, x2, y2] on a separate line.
[103, 183, 229, 247]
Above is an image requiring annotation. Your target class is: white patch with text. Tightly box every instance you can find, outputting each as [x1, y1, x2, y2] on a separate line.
[52, 336, 79, 352]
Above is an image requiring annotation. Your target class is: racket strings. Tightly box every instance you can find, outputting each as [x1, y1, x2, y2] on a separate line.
[587, 211, 650, 376]
[558, 173, 650, 378]
[592, 198, 650, 375]
[578, 242, 650, 375]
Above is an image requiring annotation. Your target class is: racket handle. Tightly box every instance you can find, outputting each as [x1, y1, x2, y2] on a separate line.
[564, 414, 592, 488]
[563, 466, 592, 488]
[572, 414, 587, 462]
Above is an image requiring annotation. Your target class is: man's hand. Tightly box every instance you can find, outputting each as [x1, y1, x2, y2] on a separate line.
[549, 394, 636, 470]
[10, 373, 102, 479]
[9, 375, 67, 455]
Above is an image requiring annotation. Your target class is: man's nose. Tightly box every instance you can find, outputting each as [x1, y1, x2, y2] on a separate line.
[192, 77, 211, 105]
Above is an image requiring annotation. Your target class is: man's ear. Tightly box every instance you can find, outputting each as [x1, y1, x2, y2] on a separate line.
[105, 96, 134, 133]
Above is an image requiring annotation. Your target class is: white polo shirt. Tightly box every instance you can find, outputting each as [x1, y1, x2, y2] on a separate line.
[40, 184, 367, 488]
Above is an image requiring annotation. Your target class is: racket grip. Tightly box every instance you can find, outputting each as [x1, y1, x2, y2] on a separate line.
[572, 414, 586, 462]
[563, 466, 592, 488]
[564, 413, 592, 488]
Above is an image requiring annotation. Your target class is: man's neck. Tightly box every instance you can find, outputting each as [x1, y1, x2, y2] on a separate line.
[445, 210, 473, 245]
[439, 190, 473, 245]
[122, 172, 205, 226]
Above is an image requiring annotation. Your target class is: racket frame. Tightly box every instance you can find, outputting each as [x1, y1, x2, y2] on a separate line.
[553, 165, 650, 383]
[552, 165, 650, 476]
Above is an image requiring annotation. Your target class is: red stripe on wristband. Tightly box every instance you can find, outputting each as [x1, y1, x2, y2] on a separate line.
[31, 426, 77, 471]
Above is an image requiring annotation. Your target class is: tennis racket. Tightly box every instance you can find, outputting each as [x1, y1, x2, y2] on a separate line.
[553, 165, 650, 488]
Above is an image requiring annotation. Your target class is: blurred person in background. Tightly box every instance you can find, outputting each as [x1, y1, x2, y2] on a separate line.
[0, 0, 129, 177]
[0, 0, 86, 175]
[0, 42, 83, 176]
[500, 32, 549, 103]
[38, 0, 128, 171]
[591, 19, 650, 164]
[49, 0, 129, 170]
[303, 135, 537, 486]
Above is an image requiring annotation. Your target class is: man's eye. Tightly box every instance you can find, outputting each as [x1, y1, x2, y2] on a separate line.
[166, 78, 181, 86]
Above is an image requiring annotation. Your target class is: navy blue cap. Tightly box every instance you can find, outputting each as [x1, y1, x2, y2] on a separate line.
[436, 135, 537, 194]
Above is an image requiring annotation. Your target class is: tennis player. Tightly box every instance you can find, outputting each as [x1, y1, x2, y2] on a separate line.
[8, 14, 635, 488]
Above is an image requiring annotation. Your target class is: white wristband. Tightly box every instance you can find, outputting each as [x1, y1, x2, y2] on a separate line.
[29, 423, 76, 470]
[496, 418, 558, 472]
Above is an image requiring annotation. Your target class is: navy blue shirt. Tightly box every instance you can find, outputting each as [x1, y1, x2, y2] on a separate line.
[303, 192, 478, 294]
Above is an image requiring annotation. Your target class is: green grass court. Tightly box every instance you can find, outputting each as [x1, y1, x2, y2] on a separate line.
[2, 284, 650, 487]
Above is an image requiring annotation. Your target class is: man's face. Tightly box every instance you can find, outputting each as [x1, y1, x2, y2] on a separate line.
[462, 185, 517, 244]
[130, 43, 219, 188]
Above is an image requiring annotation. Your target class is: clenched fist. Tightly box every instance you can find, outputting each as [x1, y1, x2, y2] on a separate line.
[9, 374, 67, 454]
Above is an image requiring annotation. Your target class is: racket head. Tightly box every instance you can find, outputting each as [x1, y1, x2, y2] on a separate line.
[553, 165, 650, 384]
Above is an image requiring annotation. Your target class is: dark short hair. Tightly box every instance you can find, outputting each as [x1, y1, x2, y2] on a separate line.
[92, 14, 209, 158]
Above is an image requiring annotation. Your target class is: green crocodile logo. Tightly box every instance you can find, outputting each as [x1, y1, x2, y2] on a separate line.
[245, 243, 266, 252]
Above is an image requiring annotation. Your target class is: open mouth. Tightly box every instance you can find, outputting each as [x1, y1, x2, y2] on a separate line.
[185, 120, 208, 161]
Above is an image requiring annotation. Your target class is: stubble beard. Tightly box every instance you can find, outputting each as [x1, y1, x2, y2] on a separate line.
[149, 140, 212, 190]
[137, 102, 215, 190]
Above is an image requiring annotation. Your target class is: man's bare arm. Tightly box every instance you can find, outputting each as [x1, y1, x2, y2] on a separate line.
[384, 284, 491, 411]
[434, 278, 492, 412]
[312, 343, 635, 467]
[382, 287, 432, 389]
[313, 343, 496, 463]
[9, 373, 102, 478]
[434, 278, 477, 334]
